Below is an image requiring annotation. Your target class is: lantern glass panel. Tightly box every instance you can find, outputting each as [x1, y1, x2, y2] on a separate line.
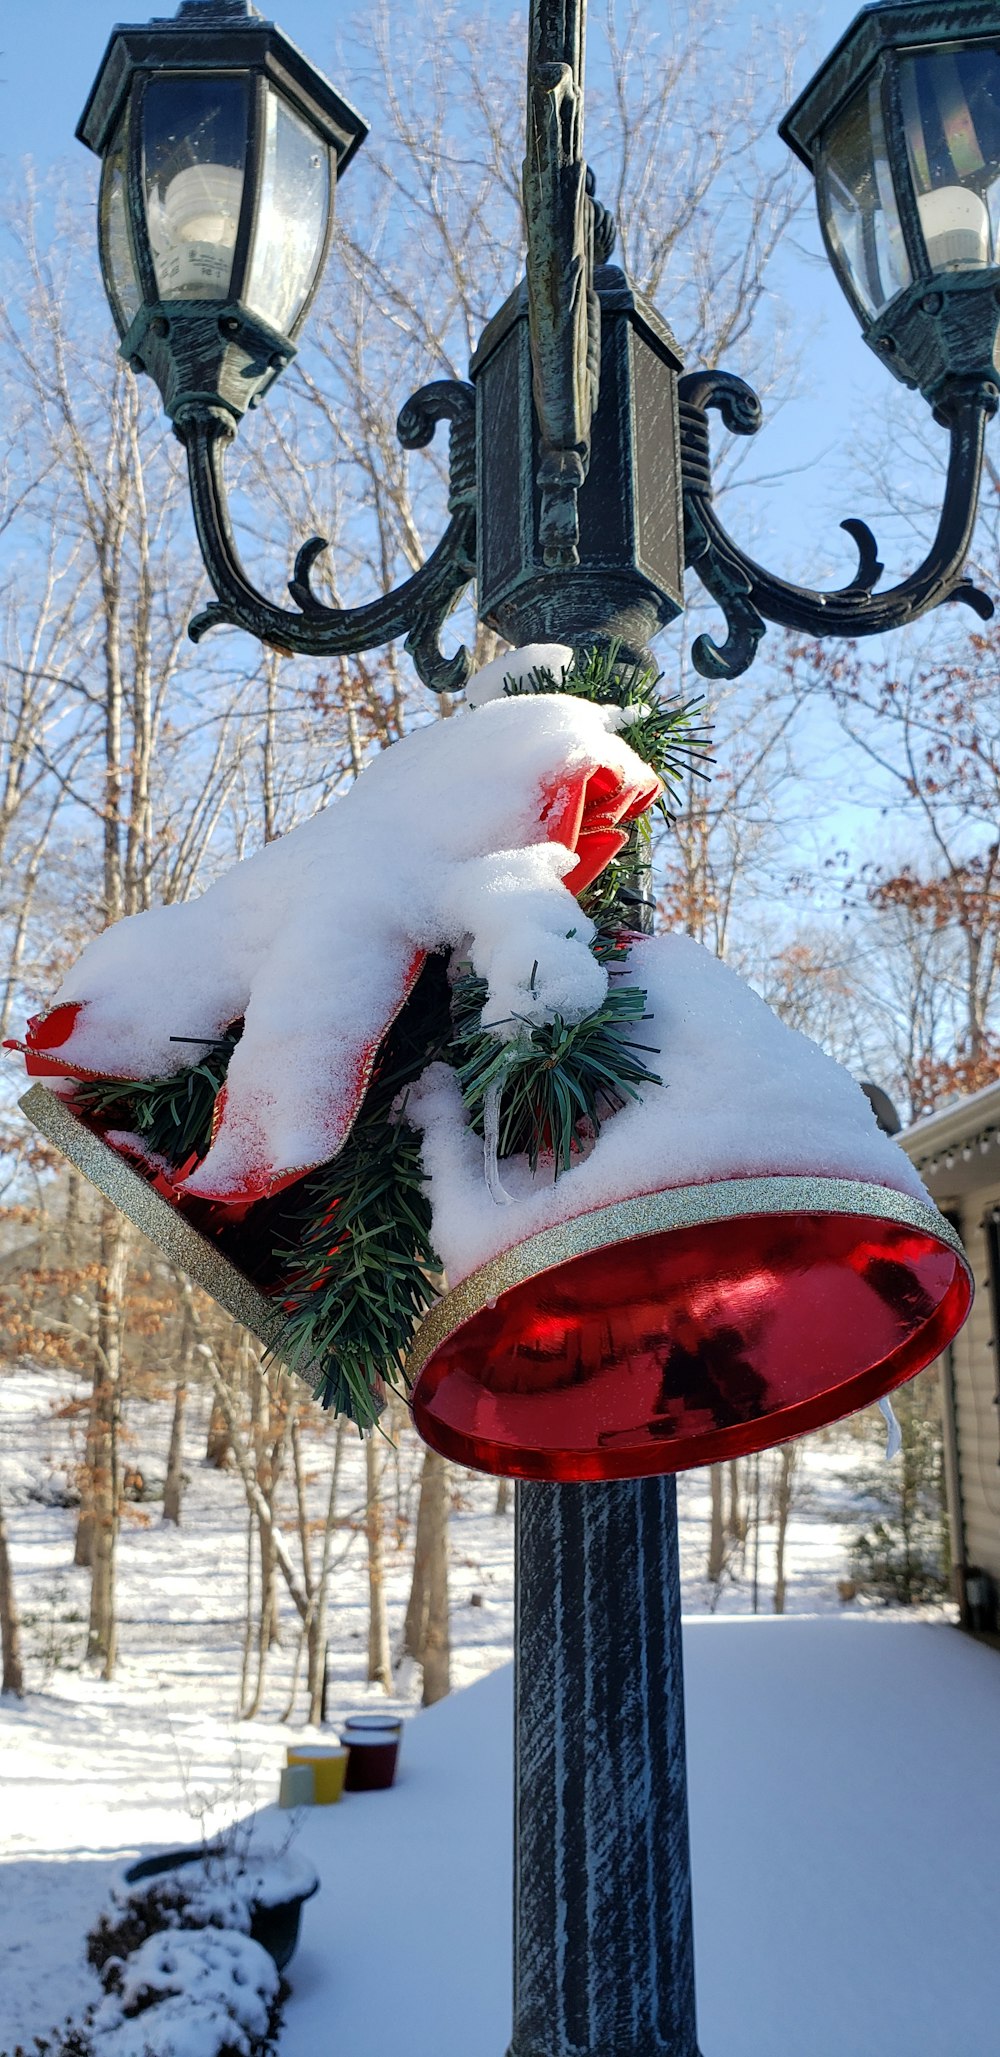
[143, 73, 249, 301]
[244, 87, 331, 337]
[820, 73, 911, 316]
[899, 44, 1000, 273]
[99, 117, 142, 331]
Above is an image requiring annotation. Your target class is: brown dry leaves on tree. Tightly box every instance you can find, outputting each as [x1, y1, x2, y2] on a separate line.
[788, 624, 1000, 1116]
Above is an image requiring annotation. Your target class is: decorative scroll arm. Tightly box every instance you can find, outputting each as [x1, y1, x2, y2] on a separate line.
[679, 369, 995, 681]
[524, 0, 599, 571]
[182, 380, 477, 696]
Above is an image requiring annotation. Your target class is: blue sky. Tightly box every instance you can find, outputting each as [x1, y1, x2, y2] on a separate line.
[3, 1, 854, 169]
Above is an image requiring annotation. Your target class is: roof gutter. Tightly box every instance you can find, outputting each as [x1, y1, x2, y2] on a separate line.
[900, 1082, 1000, 1175]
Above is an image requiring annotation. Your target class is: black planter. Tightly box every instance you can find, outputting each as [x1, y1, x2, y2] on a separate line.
[123, 1845, 319, 1974]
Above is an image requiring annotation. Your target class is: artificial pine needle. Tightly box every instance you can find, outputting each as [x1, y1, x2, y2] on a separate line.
[451, 962, 661, 1179]
[73, 1030, 240, 1164]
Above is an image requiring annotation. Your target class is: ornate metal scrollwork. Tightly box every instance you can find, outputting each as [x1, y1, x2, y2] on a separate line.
[679, 369, 995, 681]
[182, 380, 477, 696]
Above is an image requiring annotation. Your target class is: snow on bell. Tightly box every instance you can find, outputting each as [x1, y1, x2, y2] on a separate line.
[406, 934, 972, 1483]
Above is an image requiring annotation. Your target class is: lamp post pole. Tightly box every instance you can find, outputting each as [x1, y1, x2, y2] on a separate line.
[510, 13, 703, 2031]
[512, 1478, 700, 2057]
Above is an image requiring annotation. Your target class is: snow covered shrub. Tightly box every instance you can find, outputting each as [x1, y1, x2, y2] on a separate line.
[9, 2032, 93, 2057]
[15, 1929, 282, 2057]
[91, 1927, 281, 2056]
[88, 1872, 251, 1974]
[88, 1851, 317, 1974]
[12, 1849, 313, 2057]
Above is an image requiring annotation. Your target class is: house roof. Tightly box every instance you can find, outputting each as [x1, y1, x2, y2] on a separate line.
[900, 1078, 1000, 1202]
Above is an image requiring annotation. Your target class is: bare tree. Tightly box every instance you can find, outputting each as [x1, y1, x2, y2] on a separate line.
[365, 1436, 392, 1692]
[707, 1468, 726, 1587]
[726, 1460, 747, 1545]
[84, 1208, 128, 1674]
[0, 1479, 25, 1698]
[787, 629, 1000, 1113]
[403, 1449, 452, 1705]
[773, 1443, 798, 1615]
[420, 1455, 451, 1707]
[175, 1285, 314, 1700]
[162, 1301, 192, 1527]
[305, 1417, 349, 1725]
[0, 191, 273, 1673]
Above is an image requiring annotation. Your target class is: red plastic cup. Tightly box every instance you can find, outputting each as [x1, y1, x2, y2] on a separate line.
[341, 1719, 401, 1791]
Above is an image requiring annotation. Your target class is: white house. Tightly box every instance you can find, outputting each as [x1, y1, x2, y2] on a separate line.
[901, 1079, 1000, 1633]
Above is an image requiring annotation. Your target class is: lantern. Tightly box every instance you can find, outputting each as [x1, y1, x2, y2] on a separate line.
[781, 1, 1000, 413]
[76, 0, 368, 428]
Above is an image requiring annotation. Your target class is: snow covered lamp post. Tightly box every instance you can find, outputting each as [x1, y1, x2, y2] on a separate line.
[30, 1, 1000, 2053]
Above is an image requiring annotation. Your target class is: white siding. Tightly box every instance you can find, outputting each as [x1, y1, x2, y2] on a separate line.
[952, 1182, 1000, 1580]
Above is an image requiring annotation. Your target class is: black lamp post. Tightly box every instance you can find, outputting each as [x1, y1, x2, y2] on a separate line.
[74, 3, 1000, 2055]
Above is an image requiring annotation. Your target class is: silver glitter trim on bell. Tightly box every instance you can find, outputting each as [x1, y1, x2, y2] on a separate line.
[406, 1173, 971, 1381]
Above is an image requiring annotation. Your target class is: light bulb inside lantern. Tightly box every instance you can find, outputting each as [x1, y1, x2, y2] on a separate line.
[917, 185, 993, 272]
[149, 163, 244, 299]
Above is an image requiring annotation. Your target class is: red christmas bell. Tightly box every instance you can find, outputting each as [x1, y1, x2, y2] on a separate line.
[406, 934, 972, 1482]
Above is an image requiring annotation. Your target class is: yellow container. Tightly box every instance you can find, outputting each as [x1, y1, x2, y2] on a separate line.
[287, 1745, 348, 1805]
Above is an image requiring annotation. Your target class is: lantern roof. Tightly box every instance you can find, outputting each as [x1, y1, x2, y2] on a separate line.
[780, 0, 1000, 170]
[76, 0, 368, 172]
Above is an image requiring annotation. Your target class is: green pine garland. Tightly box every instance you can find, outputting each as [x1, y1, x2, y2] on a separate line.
[73, 1032, 239, 1164]
[65, 643, 708, 1429]
[68, 978, 447, 1431]
[504, 639, 712, 818]
[450, 954, 660, 1177]
[267, 959, 451, 1428]
[271, 1112, 436, 1429]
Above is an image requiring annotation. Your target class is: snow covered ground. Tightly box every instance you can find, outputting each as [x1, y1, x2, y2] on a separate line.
[278, 1622, 1000, 2057]
[0, 1360, 982, 2054]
